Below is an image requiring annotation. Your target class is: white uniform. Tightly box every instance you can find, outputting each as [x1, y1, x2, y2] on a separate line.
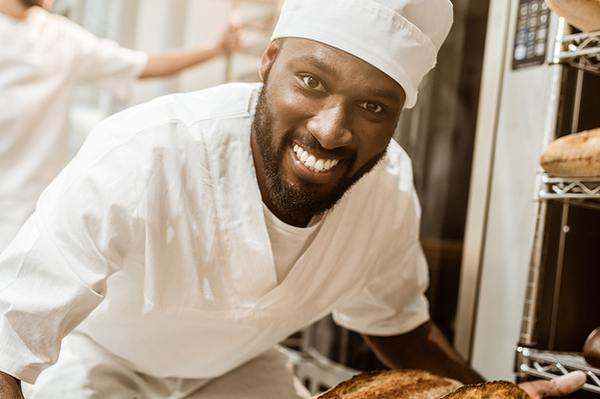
[0, 83, 429, 396]
[0, 7, 147, 251]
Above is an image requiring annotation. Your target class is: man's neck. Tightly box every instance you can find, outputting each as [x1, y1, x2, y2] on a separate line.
[0, 0, 30, 20]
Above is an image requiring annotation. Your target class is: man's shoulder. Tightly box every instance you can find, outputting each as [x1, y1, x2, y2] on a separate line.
[95, 82, 261, 137]
[340, 139, 416, 225]
[166, 82, 262, 124]
[369, 139, 415, 194]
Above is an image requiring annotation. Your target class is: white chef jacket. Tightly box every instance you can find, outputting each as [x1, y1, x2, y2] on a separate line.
[0, 7, 147, 251]
[0, 83, 430, 384]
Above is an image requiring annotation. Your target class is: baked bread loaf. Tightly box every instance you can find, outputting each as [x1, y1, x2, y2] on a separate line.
[441, 381, 529, 399]
[317, 370, 463, 399]
[546, 0, 600, 32]
[540, 128, 600, 177]
[583, 326, 600, 368]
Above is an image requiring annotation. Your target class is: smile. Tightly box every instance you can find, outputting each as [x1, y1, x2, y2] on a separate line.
[292, 144, 340, 173]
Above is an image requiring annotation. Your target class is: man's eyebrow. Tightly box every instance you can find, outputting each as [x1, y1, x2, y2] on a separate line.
[296, 55, 339, 77]
[365, 88, 404, 104]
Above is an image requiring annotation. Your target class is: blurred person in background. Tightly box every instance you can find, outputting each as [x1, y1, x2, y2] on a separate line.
[0, 0, 240, 251]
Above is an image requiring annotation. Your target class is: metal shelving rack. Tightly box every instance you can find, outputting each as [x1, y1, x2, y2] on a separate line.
[540, 175, 600, 199]
[516, 347, 600, 394]
[517, 174, 600, 394]
[552, 30, 600, 76]
[515, 15, 600, 394]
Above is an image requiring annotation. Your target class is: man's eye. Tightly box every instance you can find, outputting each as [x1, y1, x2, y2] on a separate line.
[360, 102, 384, 114]
[301, 75, 324, 91]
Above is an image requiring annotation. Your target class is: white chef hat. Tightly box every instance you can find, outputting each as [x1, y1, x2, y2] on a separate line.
[271, 0, 454, 109]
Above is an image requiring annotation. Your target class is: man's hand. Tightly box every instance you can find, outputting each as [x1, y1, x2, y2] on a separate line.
[0, 372, 24, 399]
[519, 371, 586, 398]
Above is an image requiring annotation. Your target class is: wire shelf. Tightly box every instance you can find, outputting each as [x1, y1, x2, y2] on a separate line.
[539, 174, 600, 199]
[516, 346, 600, 394]
[552, 30, 600, 75]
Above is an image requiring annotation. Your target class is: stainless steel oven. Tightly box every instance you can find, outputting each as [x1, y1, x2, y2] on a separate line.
[457, 0, 600, 395]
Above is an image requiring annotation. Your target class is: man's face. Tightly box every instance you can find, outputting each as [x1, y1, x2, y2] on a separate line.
[251, 38, 406, 226]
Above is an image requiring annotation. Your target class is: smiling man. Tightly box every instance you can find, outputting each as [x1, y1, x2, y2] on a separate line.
[0, 0, 586, 398]
[252, 38, 406, 227]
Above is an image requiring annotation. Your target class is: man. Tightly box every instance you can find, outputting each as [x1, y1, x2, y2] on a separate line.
[0, 0, 240, 252]
[0, 0, 586, 398]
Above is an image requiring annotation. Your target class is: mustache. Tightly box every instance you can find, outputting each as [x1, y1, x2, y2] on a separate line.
[287, 131, 354, 160]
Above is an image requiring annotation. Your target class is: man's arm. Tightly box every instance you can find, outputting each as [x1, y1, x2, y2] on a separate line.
[0, 372, 23, 399]
[139, 22, 240, 79]
[364, 320, 484, 384]
[363, 320, 586, 398]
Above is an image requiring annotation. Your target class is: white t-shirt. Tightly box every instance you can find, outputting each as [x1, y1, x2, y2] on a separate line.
[263, 204, 323, 283]
[0, 7, 147, 250]
[0, 83, 429, 383]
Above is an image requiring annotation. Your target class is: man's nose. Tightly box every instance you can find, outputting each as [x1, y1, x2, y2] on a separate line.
[306, 103, 352, 150]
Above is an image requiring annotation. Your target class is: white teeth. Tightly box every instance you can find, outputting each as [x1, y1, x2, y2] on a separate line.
[292, 144, 340, 173]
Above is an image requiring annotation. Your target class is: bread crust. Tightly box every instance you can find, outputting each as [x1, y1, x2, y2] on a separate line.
[540, 128, 600, 177]
[317, 370, 463, 399]
[441, 381, 529, 399]
[546, 0, 600, 32]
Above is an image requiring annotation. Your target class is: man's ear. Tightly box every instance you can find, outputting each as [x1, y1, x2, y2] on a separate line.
[259, 40, 282, 82]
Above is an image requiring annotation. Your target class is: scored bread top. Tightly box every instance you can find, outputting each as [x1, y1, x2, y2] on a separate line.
[441, 381, 529, 399]
[318, 370, 463, 399]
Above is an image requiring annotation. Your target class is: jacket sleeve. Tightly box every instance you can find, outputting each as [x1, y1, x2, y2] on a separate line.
[0, 128, 145, 383]
[62, 16, 147, 98]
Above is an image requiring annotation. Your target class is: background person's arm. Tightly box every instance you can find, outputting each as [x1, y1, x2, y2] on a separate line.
[139, 22, 240, 79]
[0, 372, 23, 399]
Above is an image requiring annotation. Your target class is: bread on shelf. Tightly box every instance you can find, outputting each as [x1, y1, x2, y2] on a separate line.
[546, 0, 600, 32]
[540, 128, 600, 177]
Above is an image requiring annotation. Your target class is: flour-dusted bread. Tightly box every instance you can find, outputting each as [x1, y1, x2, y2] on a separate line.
[441, 381, 529, 399]
[317, 370, 463, 399]
[540, 128, 600, 177]
[546, 0, 600, 32]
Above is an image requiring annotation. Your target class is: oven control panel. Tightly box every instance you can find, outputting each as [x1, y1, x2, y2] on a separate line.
[512, 0, 551, 69]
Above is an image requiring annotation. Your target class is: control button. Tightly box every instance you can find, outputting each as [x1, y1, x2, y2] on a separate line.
[520, 4, 529, 16]
[540, 13, 548, 24]
[529, 17, 538, 27]
[537, 28, 547, 39]
[535, 42, 546, 56]
[530, 2, 539, 12]
[515, 44, 527, 60]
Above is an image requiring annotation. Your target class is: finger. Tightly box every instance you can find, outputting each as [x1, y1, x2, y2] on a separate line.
[521, 371, 587, 397]
[548, 371, 587, 395]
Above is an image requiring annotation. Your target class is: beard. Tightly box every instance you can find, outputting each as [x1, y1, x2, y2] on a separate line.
[252, 84, 387, 224]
